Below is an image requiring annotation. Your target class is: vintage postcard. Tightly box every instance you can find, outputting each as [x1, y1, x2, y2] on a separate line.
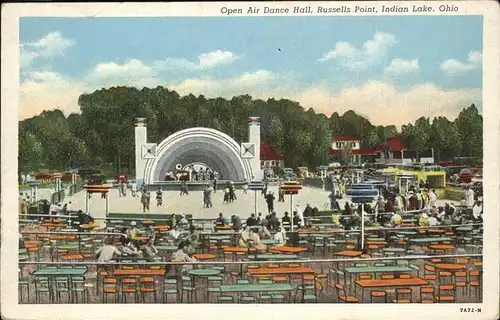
[1, 1, 499, 320]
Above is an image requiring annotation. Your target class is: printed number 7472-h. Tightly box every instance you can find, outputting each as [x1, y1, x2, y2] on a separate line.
[460, 308, 481, 313]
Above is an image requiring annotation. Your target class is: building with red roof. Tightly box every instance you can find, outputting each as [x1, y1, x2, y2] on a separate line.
[328, 135, 416, 165]
[260, 144, 285, 169]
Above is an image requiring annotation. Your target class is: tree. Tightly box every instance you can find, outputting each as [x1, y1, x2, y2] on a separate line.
[454, 104, 483, 157]
[18, 129, 43, 175]
[363, 129, 379, 148]
[411, 117, 431, 161]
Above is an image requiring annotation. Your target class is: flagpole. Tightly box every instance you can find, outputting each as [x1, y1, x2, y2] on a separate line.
[254, 189, 257, 215]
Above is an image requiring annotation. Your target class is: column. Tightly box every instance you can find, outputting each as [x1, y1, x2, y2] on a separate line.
[85, 192, 90, 214]
[248, 117, 262, 181]
[105, 195, 109, 217]
[135, 118, 148, 186]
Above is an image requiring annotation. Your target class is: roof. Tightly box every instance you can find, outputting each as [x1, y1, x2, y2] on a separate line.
[261, 144, 284, 161]
[328, 148, 378, 156]
[332, 136, 360, 142]
[385, 136, 406, 152]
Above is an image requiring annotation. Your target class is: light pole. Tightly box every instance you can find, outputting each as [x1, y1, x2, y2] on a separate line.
[345, 185, 379, 251]
[317, 165, 329, 191]
[248, 180, 265, 215]
[27, 180, 41, 204]
[281, 181, 302, 232]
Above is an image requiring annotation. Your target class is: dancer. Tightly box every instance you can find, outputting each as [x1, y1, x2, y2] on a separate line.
[156, 188, 163, 206]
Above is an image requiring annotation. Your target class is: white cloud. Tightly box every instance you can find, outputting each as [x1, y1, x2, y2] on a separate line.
[440, 50, 482, 75]
[84, 59, 160, 88]
[20, 31, 75, 68]
[289, 81, 480, 126]
[384, 58, 420, 76]
[20, 71, 85, 119]
[319, 32, 397, 70]
[170, 70, 276, 96]
[156, 50, 240, 71]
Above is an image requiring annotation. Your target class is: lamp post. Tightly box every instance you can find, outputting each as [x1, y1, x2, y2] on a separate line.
[317, 165, 329, 191]
[280, 181, 302, 232]
[345, 186, 379, 251]
[27, 180, 41, 204]
[248, 180, 265, 215]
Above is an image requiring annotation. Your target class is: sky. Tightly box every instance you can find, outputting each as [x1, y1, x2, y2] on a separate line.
[19, 16, 483, 126]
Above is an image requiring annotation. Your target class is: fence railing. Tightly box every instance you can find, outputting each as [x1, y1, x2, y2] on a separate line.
[68, 181, 85, 196]
[50, 189, 65, 204]
[18, 253, 483, 266]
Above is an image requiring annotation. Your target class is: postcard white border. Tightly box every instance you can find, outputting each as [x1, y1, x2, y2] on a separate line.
[2, 1, 499, 320]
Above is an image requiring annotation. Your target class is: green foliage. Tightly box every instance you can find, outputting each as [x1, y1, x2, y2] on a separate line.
[19, 86, 482, 174]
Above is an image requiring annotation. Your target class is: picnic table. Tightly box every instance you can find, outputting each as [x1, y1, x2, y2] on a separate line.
[269, 246, 307, 254]
[19, 254, 30, 261]
[79, 224, 97, 230]
[333, 250, 363, 257]
[434, 263, 466, 270]
[209, 235, 231, 241]
[396, 231, 417, 236]
[382, 247, 407, 254]
[261, 239, 280, 245]
[248, 254, 298, 260]
[344, 265, 412, 285]
[156, 245, 177, 251]
[112, 269, 165, 276]
[366, 237, 386, 242]
[408, 237, 452, 244]
[429, 244, 455, 251]
[220, 283, 294, 300]
[192, 253, 215, 260]
[57, 244, 79, 250]
[34, 267, 88, 277]
[33, 267, 88, 302]
[215, 226, 232, 231]
[186, 268, 221, 302]
[246, 266, 314, 276]
[354, 278, 429, 302]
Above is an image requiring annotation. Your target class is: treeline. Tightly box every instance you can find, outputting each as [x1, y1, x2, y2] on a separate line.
[19, 86, 483, 175]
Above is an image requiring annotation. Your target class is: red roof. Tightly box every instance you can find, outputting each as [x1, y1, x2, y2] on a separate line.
[385, 136, 406, 152]
[328, 148, 378, 156]
[261, 144, 284, 161]
[332, 136, 360, 142]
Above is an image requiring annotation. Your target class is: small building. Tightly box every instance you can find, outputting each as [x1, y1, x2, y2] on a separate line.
[260, 144, 285, 169]
[331, 136, 360, 150]
[328, 136, 378, 165]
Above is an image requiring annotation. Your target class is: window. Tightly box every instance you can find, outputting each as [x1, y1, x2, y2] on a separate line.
[260, 161, 264, 167]
[271, 161, 275, 166]
[336, 142, 342, 149]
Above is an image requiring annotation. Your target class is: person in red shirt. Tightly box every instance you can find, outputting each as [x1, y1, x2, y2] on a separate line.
[384, 198, 394, 213]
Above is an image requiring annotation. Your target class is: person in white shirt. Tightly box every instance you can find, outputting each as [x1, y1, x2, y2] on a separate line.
[465, 186, 475, 208]
[472, 200, 483, 220]
[390, 212, 402, 226]
[172, 242, 197, 269]
[426, 213, 440, 226]
[273, 226, 286, 245]
[49, 203, 61, 216]
[168, 225, 182, 242]
[95, 239, 122, 263]
[429, 189, 437, 207]
[295, 204, 304, 227]
[131, 181, 137, 198]
[178, 214, 189, 225]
